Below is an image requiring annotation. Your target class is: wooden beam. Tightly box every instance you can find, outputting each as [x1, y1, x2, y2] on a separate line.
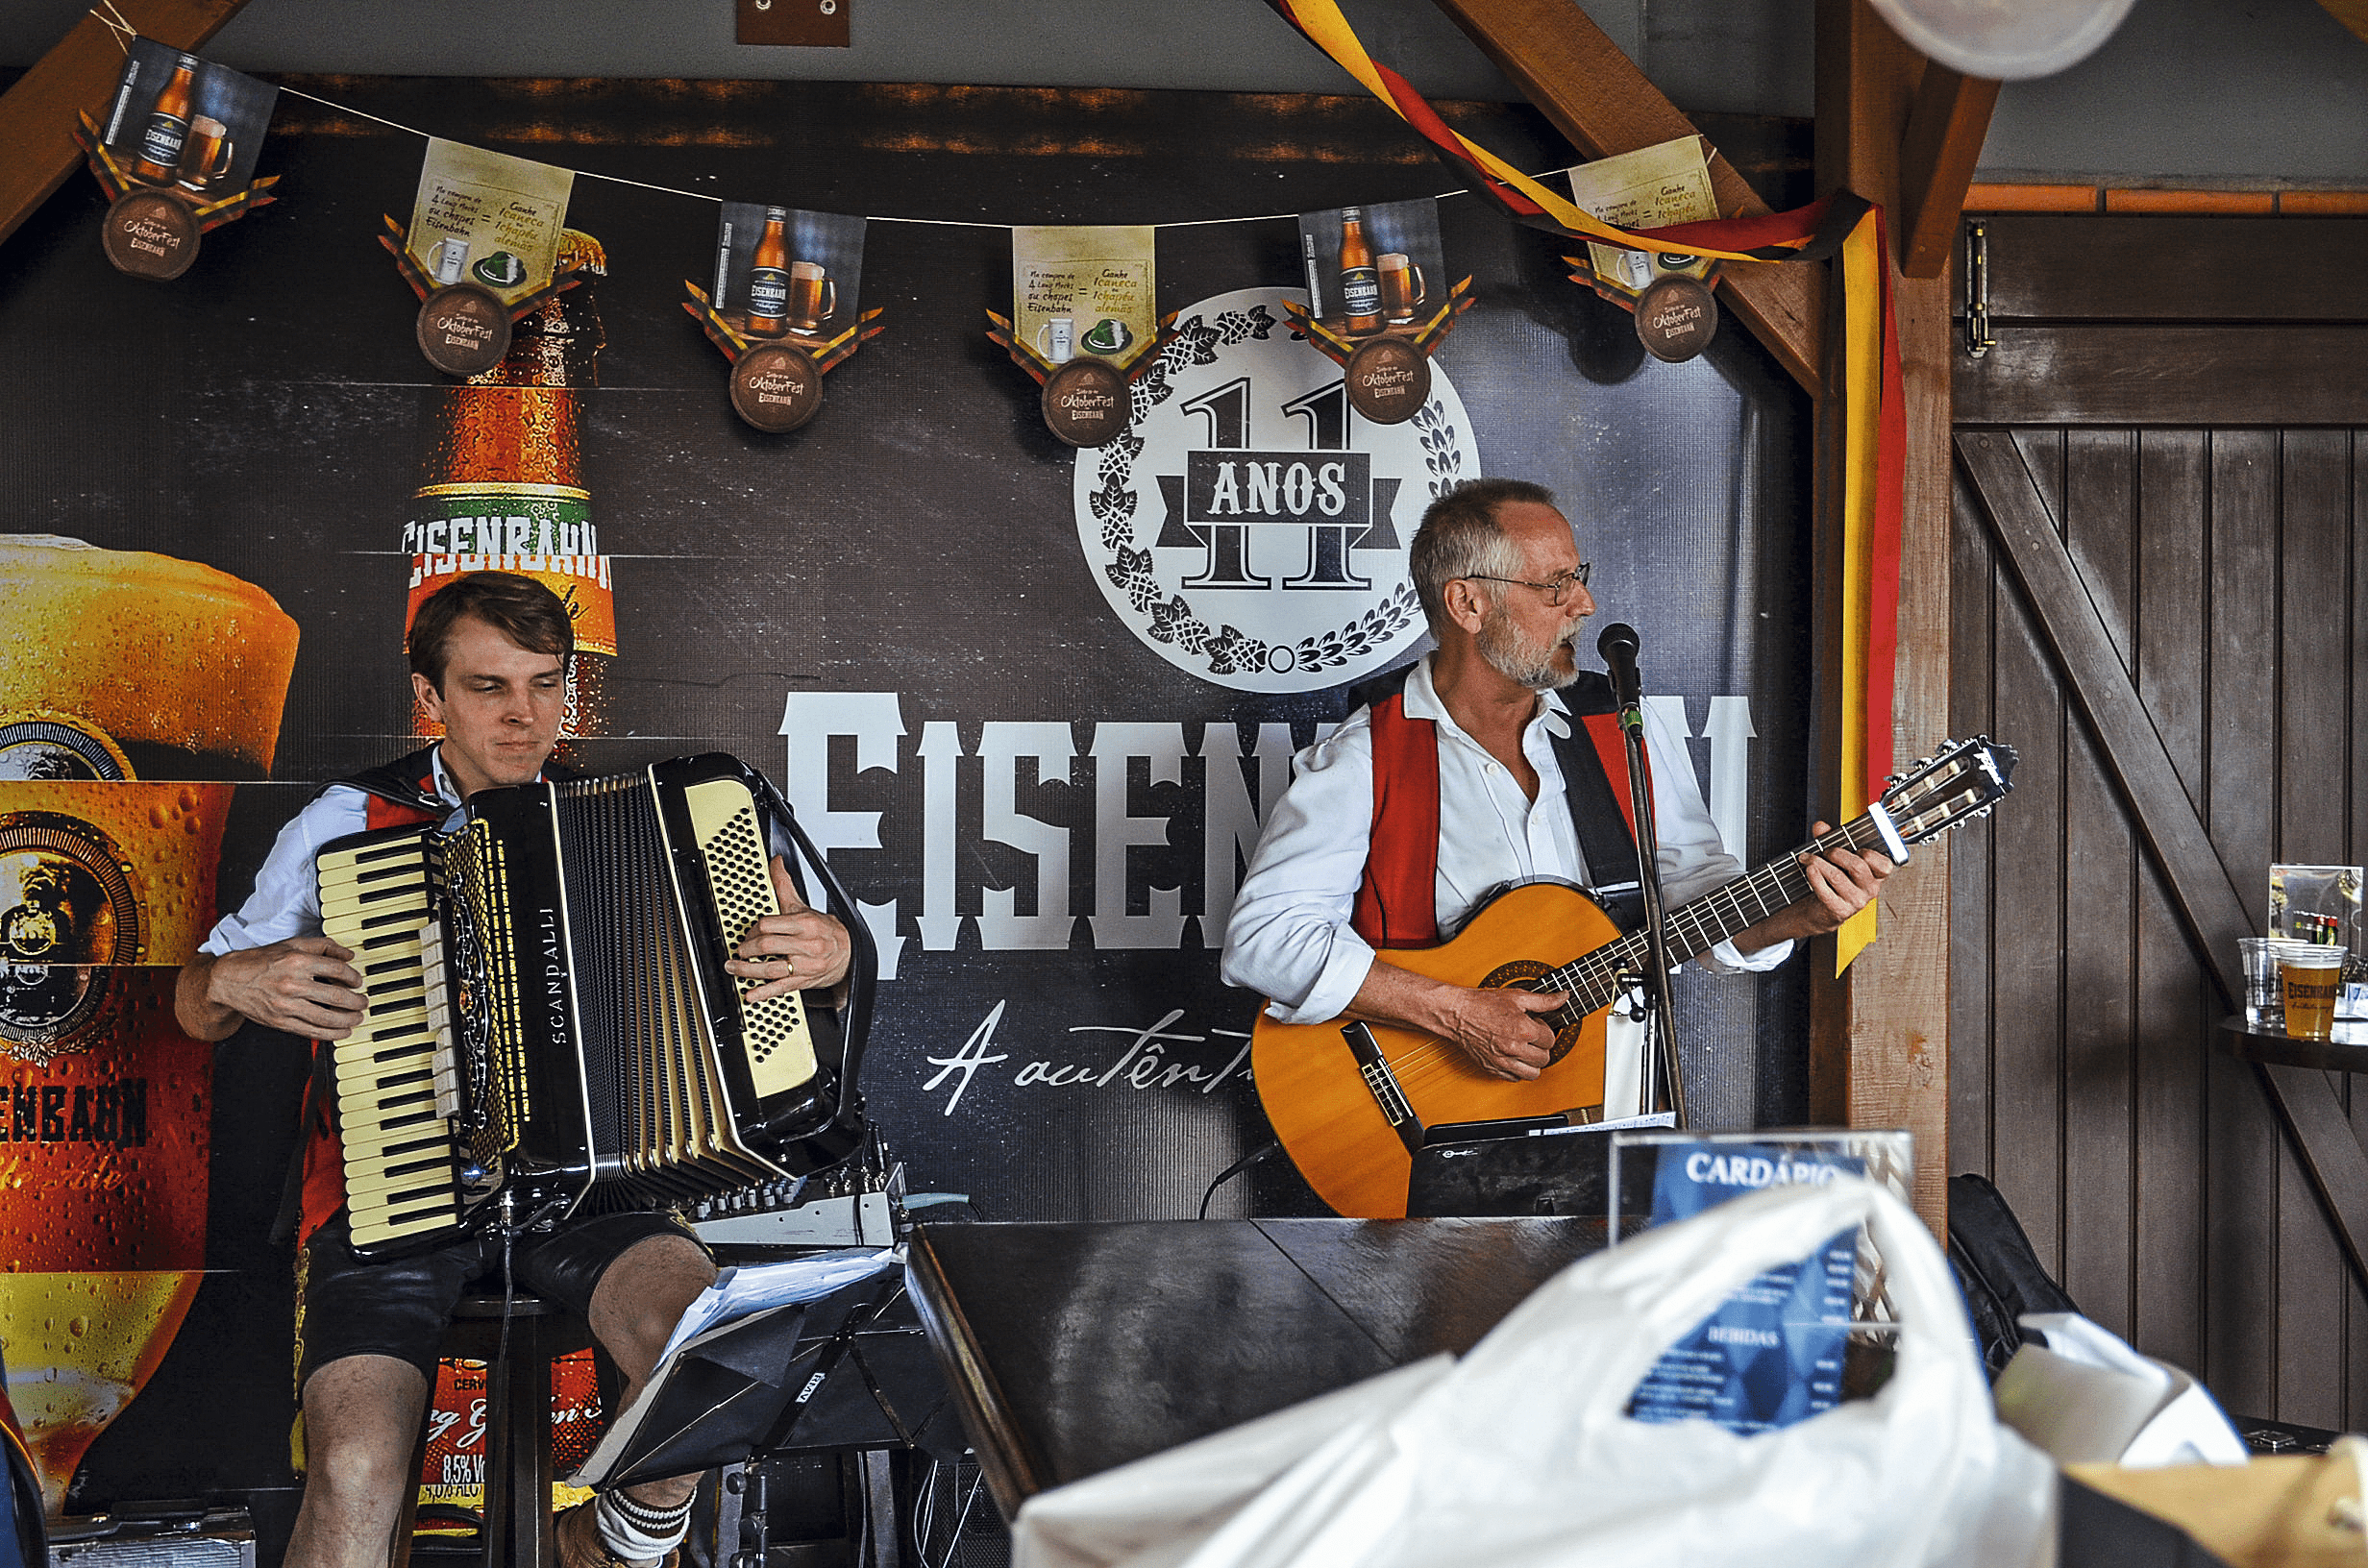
[1811, 0, 1954, 1237]
[1896, 65, 1998, 279]
[1429, 0, 1825, 396]
[0, 0, 255, 252]
[1956, 429, 2368, 1289]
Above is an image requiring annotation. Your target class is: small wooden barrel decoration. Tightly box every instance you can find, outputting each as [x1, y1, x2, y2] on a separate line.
[416, 283, 511, 378]
[101, 189, 201, 282]
[1634, 274, 1719, 363]
[1041, 356, 1131, 448]
[729, 341, 824, 432]
[1344, 335, 1431, 424]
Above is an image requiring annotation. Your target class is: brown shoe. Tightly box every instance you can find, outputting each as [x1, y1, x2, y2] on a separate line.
[554, 1499, 678, 1568]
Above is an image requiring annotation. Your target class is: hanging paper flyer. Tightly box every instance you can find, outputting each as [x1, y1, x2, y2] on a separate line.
[1296, 197, 1447, 340]
[1011, 226, 1155, 370]
[712, 203, 867, 344]
[99, 39, 278, 201]
[404, 140, 575, 306]
[1566, 136, 1720, 302]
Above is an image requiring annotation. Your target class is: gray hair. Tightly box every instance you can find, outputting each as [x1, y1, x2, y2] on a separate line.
[1408, 478, 1559, 627]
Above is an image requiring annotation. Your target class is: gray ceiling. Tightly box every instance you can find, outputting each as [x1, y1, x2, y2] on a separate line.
[8, 0, 2363, 184]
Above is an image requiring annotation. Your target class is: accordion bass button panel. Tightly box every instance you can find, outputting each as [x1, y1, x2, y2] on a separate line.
[681, 778, 819, 1097]
[316, 828, 464, 1253]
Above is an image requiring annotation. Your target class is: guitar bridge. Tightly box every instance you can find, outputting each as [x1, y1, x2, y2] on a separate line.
[1341, 1022, 1424, 1157]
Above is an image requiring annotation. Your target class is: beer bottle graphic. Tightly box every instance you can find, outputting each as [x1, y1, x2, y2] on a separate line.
[746, 208, 791, 338]
[1338, 207, 1381, 334]
[129, 54, 199, 186]
[406, 230, 615, 745]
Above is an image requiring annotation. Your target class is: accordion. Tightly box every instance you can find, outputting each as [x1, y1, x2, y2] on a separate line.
[315, 753, 863, 1259]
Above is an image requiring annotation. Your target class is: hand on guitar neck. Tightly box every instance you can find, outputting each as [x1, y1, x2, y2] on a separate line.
[1725, 818, 1895, 949]
[1344, 821, 1893, 1084]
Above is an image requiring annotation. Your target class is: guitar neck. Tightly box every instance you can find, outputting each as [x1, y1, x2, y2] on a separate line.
[1547, 813, 1895, 1012]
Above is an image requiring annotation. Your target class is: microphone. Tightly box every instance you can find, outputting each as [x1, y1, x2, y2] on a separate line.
[1597, 622, 1641, 710]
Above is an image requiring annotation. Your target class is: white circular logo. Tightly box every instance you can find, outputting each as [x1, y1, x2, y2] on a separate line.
[1074, 286, 1480, 693]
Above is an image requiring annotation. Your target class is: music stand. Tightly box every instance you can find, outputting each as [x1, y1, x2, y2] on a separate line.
[582, 1269, 966, 1492]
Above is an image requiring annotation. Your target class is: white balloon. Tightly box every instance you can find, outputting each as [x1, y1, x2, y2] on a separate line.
[1868, 0, 2137, 79]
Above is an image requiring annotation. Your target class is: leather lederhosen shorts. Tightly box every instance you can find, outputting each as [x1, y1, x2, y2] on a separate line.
[297, 1206, 707, 1390]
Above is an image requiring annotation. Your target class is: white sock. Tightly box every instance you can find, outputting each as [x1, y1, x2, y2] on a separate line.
[595, 1488, 693, 1565]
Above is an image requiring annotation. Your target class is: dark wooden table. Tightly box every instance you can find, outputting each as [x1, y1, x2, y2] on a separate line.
[903, 1216, 1606, 1520]
[2216, 1016, 2368, 1073]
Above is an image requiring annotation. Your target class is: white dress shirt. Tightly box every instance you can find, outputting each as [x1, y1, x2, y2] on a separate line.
[1221, 653, 1790, 1026]
[200, 749, 466, 955]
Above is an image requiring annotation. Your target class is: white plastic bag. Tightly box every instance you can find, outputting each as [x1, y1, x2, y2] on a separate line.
[1016, 1177, 2055, 1568]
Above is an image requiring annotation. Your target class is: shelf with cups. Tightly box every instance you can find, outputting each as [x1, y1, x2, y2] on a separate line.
[2214, 1017, 2368, 1074]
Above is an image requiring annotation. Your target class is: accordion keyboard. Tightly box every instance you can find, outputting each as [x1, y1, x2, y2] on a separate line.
[317, 831, 463, 1253]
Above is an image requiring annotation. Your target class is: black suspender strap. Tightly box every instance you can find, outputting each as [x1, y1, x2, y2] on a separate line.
[1547, 676, 1647, 935]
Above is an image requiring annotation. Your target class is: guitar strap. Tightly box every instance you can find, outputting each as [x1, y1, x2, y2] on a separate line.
[1350, 667, 1647, 947]
[1549, 686, 1649, 936]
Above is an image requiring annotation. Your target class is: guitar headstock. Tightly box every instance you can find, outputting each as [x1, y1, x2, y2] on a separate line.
[1872, 736, 2017, 851]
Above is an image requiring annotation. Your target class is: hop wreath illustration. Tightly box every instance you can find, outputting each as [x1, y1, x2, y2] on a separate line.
[1089, 308, 1436, 681]
[1412, 398, 1463, 497]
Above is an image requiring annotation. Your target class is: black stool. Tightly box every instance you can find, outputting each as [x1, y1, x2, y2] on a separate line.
[394, 1292, 596, 1568]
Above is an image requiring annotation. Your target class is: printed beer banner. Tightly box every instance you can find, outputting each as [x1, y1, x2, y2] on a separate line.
[712, 203, 867, 347]
[1296, 197, 1446, 340]
[404, 140, 575, 306]
[1011, 226, 1156, 371]
[85, 40, 281, 281]
[1565, 137, 1722, 304]
[97, 40, 278, 204]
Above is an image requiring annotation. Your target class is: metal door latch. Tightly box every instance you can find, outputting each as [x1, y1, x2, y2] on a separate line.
[1964, 221, 1996, 359]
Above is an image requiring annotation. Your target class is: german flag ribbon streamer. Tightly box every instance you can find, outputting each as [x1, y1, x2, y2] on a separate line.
[1259, 0, 1866, 260]
[1834, 208, 1905, 972]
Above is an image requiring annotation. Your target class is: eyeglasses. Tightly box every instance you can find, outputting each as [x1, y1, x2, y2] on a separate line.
[1461, 563, 1591, 606]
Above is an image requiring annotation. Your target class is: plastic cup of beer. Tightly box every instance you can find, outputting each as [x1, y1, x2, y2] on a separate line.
[2277, 942, 2346, 1041]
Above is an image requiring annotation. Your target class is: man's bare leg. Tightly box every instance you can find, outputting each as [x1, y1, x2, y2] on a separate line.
[284, 1354, 431, 1568]
[584, 1234, 718, 1531]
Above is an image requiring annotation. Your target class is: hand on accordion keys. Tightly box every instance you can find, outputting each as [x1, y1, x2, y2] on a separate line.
[725, 854, 852, 1000]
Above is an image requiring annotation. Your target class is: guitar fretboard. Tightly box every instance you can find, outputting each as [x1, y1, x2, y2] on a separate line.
[1544, 815, 1893, 1019]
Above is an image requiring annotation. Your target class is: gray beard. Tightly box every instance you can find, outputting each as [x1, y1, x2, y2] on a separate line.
[1477, 608, 1585, 691]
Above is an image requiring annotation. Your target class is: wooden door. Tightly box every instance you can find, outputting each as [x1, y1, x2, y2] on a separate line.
[1950, 215, 2368, 1425]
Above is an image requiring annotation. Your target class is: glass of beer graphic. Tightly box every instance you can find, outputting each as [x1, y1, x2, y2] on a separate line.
[1377, 253, 1426, 326]
[0, 536, 297, 1516]
[175, 117, 234, 194]
[784, 261, 836, 335]
[2277, 942, 2347, 1041]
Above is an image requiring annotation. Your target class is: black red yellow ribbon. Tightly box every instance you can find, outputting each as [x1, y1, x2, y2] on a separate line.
[1257, 0, 1865, 260]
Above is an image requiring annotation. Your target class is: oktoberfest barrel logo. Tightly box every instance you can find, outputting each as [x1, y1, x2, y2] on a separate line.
[1073, 287, 1478, 694]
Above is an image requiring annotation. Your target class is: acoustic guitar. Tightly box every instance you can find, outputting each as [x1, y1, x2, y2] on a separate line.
[1250, 735, 2017, 1217]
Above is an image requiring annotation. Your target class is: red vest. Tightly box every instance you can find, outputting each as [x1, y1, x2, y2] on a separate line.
[1350, 686, 1647, 949]
[295, 771, 444, 1247]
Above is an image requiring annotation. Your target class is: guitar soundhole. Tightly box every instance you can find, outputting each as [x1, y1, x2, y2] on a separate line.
[1478, 961, 1586, 1066]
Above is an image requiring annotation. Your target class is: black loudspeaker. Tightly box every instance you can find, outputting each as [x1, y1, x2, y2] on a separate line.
[1404, 1116, 1669, 1220]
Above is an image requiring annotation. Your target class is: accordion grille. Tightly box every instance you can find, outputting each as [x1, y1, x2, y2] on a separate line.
[445, 820, 520, 1169]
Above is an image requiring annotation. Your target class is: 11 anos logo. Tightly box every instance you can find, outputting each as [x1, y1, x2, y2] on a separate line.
[1074, 286, 1481, 695]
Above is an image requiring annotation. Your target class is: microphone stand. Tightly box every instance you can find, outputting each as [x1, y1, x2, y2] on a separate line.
[1610, 681, 1688, 1127]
